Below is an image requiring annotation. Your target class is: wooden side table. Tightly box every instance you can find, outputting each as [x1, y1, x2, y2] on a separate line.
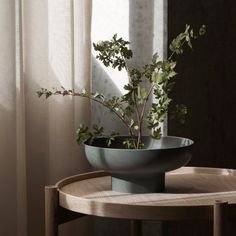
[45, 167, 236, 236]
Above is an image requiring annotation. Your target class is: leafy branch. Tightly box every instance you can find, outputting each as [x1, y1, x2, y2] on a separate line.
[37, 24, 206, 149]
[37, 87, 134, 136]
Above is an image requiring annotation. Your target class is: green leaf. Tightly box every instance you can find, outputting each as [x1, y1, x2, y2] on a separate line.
[169, 61, 177, 70]
[76, 124, 89, 144]
[36, 91, 43, 97]
[152, 52, 158, 63]
[162, 97, 172, 107]
[92, 124, 104, 136]
[124, 84, 133, 91]
[163, 81, 175, 93]
[187, 39, 193, 49]
[171, 104, 188, 124]
[151, 127, 162, 139]
[129, 119, 135, 128]
[152, 72, 167, 84]
[45, 91, 52, 99]
[128, 68, 142, 85]
[153, 86, 163, 99]
[168, 71, 177, 78]
[137, 87, 147, 104]
[93, 34, 133, 71]
[106, 131, 119, 146]
[123, 138, 136, 149]
[199, 25, 206, 36]
[185, 24, 190, 32]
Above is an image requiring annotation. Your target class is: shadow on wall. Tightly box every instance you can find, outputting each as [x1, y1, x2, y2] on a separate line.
[92, 0, 156, 136]
[129, 0, 155, 136]
[92, 56, 128, 134]
[129, 0, 154, 69]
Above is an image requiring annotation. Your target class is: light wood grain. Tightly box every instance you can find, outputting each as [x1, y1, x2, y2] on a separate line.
[57, 167, 236, 220]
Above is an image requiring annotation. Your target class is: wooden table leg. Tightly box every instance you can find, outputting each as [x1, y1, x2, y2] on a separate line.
[214, 200, 228, 236]
[130, 220, 142, 236]
[45, 186, 59, 236]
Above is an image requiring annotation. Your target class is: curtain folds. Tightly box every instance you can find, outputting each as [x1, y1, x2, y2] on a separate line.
[0, 0, 92, 235]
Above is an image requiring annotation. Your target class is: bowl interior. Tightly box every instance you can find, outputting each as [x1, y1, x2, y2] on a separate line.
[85, 136, 193, 150]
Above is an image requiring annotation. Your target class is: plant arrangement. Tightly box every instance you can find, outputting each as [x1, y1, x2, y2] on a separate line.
[37, 24, 206, 149]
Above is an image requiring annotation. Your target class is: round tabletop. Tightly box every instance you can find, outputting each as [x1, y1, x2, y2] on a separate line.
[56, 167, 236, 220]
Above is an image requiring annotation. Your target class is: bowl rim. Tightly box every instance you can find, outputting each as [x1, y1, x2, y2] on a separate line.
[84, 135, 194, 151]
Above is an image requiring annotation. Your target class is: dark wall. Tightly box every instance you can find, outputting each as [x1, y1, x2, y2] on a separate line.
[168, 1, 236, 235]
[168, 0, 236, 169]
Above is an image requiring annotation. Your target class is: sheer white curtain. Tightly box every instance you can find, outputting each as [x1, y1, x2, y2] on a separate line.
[0, 0, 92, 235]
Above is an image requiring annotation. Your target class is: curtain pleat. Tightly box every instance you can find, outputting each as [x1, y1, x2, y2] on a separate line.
[16, 0, 27, 235]
[0, 1, 17, 235]
[0, 0, 92, 235]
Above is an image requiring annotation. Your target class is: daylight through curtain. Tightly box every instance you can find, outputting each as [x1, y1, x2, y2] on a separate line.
[0, 0, 92, 235]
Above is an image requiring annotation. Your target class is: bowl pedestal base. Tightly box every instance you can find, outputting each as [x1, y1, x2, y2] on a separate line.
[111, 173, 165, 193]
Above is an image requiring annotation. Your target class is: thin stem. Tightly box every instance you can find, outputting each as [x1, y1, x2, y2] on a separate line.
[121, 55, 140, 148]
[48, 90, 134, 136]
[168, 39, 187, 61]
[139, 84, 155, 128]
[75, 92, 134, 135]
[133, 93, 141, 148]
